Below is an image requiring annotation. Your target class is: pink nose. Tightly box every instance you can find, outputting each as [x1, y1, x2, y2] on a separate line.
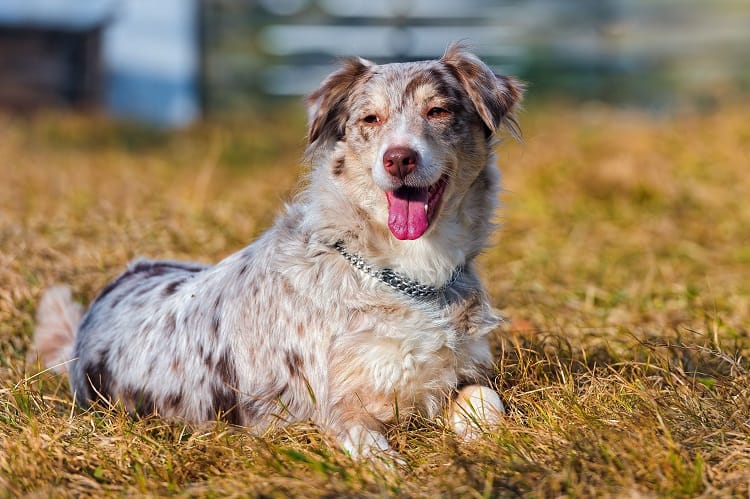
[383, 147, 418, 180]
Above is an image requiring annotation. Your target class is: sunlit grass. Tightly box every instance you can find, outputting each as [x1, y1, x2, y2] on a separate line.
[1, 100, 749, 496]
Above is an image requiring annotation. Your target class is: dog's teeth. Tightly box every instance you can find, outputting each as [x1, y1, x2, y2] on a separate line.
[424, 203, 429, 214]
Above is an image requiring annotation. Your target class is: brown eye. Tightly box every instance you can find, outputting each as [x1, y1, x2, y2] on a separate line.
[362, 114, 381, 124]
[427, 107, 450, 119]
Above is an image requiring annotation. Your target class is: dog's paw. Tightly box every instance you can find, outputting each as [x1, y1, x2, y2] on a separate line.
[340, 424, 390, 457]
[339, 424, 405, 468]
[448, 384, 505, 440]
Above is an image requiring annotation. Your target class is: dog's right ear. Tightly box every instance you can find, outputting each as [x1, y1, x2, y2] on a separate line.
[306, 57, 373, 146]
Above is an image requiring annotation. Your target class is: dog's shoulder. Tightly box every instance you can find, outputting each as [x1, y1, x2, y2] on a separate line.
[445, 289, 502, 338]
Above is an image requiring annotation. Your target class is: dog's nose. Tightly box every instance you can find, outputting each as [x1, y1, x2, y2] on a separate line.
[382, 147, 418, 180]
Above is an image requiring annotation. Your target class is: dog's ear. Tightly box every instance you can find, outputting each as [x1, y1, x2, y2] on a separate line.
[441, 43, 523, 139]
[306, 57, 373, 146]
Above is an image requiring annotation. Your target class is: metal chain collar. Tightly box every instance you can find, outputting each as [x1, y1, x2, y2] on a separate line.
[333, 241, 463, 300]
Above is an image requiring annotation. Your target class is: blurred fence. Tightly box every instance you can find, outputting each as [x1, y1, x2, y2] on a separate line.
[203, 0, 750, 111]
[1, 0, 748, 125]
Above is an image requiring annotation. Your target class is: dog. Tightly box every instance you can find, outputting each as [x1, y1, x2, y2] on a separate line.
[33, 44, 522, 458]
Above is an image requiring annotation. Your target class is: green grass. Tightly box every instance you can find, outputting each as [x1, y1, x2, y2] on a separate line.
[1, 101, 749, 496]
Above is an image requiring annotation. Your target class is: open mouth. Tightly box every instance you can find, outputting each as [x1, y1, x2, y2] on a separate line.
[385, 175, 448, 240]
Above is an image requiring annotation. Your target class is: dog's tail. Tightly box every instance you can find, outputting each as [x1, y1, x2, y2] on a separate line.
[31, 286, 83, 374]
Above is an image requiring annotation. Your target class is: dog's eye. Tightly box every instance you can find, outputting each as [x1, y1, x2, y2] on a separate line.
[427, 107, 450, 119]
[362, 114, 381, 124]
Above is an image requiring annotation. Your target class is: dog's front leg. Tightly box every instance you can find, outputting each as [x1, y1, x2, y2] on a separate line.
[448, 384, 505, 439]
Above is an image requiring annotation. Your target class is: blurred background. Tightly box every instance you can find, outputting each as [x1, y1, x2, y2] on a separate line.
[1, 0, 748, 126]
[3, 4, 750, 495]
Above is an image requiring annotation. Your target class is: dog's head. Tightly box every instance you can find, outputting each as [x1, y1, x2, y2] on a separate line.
[306, 44, 522, 242]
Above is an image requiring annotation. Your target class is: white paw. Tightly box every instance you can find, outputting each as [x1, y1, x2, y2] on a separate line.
[340, 424, 391, 459]
[339, 424, 406, 467]
[449, 385, 505, 440]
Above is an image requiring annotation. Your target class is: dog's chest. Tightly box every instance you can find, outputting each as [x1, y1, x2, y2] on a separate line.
[334, 302, 469, 397]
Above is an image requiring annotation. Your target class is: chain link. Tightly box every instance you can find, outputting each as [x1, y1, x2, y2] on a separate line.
[333, 241, 463, 300]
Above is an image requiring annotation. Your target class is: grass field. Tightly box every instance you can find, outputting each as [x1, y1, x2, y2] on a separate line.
[1, 101, 749, 496]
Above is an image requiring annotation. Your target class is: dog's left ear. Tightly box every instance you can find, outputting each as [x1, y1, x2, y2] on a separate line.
[442, 44, 524, 139]
[306, 57, 374, 147]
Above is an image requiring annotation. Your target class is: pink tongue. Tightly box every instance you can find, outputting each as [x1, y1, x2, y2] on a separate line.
[387, 188, 429, 240]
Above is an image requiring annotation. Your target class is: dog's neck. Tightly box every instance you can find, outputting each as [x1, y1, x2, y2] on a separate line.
[332, 240, 465, 300]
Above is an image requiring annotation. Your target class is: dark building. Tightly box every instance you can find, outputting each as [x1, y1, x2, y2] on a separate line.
[0, 3, 113, 110]
[0, 0, 201, 127]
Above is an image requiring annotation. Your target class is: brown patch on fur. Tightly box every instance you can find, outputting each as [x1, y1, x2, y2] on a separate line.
[163, 391, 184, 411]
[358, 123, 378, 143]
[441, 44, 523, 137]
[211, 296, 221, 338]
[210, 385, 240, 425]
[164, 312, 177, 338]
[280, 277, 294, 295]
[210, 350, 240, 424]
[201, 347, 212, 368]
[404, 67, 459, 104]
[130, 260, 204, 277]
[84, 354, 112, 402]
[285, 350, 304, 377]
[121, 386, 156, 416]
[449, 291, 500, 339]
[95, 274, 134, 305]
[162, 278, 185, 296]
[307, 57, 372, 146]
[215, 350, 236, 385]
[332, 156, 345, 176]
[356, 304, 401, 316]
[453, 294, 483, 335]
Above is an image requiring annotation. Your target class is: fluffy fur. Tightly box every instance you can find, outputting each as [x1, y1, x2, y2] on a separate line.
[32, 44, 522, 458]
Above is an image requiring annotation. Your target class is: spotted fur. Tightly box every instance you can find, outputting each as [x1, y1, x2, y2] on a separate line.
[32, 44, 522, 458]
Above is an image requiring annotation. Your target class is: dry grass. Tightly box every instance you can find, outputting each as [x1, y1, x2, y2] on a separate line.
[2, 100, 750, 497]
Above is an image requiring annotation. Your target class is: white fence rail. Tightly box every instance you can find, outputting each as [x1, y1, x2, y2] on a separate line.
[203, 0, 750, 107]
